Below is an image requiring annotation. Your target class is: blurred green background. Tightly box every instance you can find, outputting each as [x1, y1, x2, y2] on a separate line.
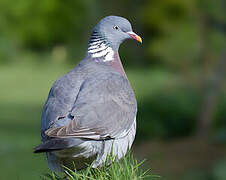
[0, 0, 226, 179]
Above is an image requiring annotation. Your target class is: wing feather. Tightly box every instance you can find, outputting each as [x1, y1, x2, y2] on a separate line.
[45, 72, 137, 140]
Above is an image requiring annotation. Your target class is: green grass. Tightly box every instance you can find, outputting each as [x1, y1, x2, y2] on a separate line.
[42, 153, 159, 180]
[0, 55, 175, 179]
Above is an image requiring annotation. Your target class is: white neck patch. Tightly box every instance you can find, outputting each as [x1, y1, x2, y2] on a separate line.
[88, 41, 114, 62]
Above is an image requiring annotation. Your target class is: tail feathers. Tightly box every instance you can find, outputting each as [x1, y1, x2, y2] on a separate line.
[34, 138, 83, 153]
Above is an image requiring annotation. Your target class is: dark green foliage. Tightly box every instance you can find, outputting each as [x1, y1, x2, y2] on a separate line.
[137, 86, 200, 139]
[0, 0, 90, 48]
[183, 159, 226, 180]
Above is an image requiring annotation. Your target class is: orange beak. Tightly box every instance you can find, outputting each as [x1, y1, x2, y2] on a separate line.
[127, 31, 142, 43]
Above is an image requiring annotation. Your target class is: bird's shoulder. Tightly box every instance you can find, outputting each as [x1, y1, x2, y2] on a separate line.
[50, 57, 116, 92]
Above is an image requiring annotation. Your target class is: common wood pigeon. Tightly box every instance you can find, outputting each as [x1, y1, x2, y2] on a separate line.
[34, 15, 142, 171]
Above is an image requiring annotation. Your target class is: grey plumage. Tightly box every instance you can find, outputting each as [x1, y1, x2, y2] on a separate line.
[34, 15, 141, 171]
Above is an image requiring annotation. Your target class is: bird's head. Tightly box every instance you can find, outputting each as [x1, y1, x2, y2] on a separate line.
[89, 16, 142, 51]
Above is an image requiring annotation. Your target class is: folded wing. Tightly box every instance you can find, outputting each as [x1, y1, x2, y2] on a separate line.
[45, 72, 137, 140]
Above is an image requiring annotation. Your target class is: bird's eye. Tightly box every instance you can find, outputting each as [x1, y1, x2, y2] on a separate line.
[113, 26, 119, 30]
